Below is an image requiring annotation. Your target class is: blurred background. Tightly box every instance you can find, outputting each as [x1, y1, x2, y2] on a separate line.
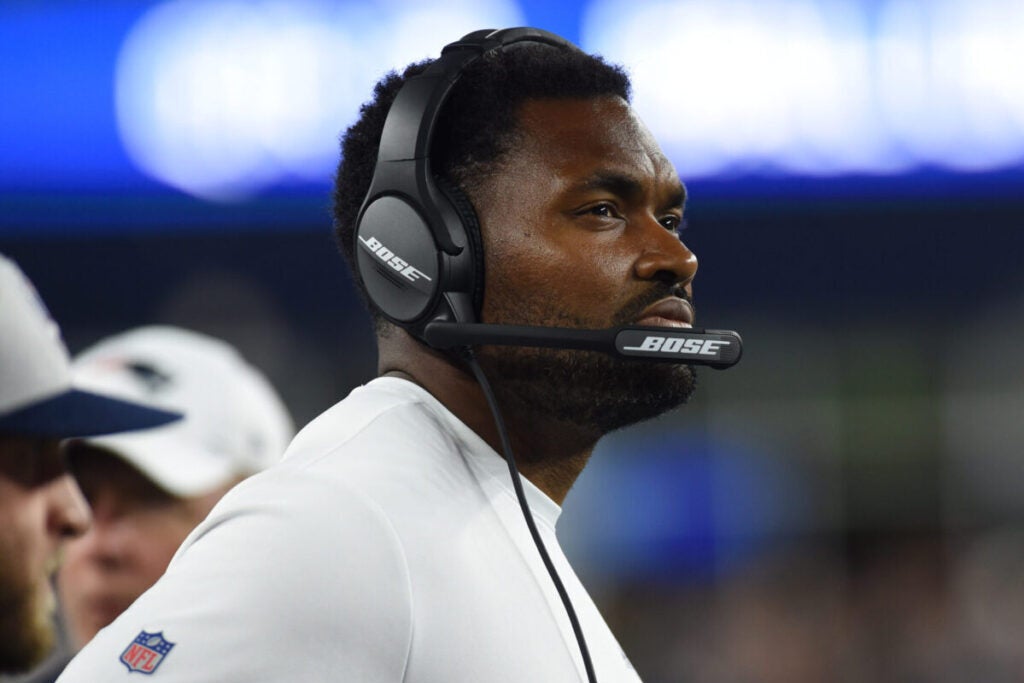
[2, 0, 1023, 680]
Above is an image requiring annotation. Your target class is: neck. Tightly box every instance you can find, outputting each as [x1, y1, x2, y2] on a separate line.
[378, 332, 597, 505]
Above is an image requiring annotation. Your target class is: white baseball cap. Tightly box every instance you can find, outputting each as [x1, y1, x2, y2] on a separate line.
[70, 326, 295, 497]
[0, 254, 181, 437]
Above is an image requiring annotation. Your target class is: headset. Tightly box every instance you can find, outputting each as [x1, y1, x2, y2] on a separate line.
[353, 27, 743, 683]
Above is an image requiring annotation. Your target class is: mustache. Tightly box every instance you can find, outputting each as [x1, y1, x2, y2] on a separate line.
[611, 284, 694, 327]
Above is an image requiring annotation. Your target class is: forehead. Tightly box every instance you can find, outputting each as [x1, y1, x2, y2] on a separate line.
[508, 96, 678, 187]
[69, 446, 171, 501]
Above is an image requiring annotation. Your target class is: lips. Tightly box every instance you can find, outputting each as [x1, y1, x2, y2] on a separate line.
[635, 297, 695, 328]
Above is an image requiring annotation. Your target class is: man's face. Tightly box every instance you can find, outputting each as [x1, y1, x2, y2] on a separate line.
[57, 447, 227, 650]
[473, 96, 699, 440]
[0, 436, 90, 673]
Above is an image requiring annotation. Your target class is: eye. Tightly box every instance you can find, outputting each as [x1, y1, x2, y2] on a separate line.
[588, 203, 618, 218]
[659, 215, 687, 235]
[574, 202, 624, 229]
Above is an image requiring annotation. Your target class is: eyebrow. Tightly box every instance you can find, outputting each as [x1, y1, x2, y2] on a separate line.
[573, 170, 687, 210]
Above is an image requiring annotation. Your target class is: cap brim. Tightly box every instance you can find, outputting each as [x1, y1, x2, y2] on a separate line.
[0, 388, 182, 438]
[80, 429, 240, 498]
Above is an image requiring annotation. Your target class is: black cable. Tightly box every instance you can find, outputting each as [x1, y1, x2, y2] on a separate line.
[463, 347, 598, 683]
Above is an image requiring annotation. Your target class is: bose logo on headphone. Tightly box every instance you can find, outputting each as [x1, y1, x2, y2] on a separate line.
[358, 235, 433, 284]
[622, 335, 728, 357]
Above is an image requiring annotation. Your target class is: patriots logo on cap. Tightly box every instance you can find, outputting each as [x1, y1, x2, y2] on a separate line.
[120, 630, 175, 674]
[127, 361, 173, 393]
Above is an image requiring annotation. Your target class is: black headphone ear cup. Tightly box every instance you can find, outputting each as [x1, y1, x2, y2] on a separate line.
[434, 176, 485, 319]
[354, 194, 442, 324]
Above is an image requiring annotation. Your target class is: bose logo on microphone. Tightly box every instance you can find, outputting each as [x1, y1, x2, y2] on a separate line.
[359, 236, 433, 284]
[622, 335, 727, 356]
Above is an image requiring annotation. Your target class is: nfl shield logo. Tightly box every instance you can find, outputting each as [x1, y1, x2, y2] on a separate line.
[119, 631, 175, 674]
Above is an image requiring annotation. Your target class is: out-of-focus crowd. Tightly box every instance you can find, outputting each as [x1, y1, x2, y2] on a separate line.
[606, 531, 1024, 683]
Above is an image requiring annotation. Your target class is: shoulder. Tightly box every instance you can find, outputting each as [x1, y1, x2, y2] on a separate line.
[57, 382, 477, 681]
[172, 460, 414, 616]
[58, 472, 414, 681]
[282, 377, 457, 469]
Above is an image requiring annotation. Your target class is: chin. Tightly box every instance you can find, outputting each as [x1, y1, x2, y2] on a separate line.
[481, 345, 698, 434]
[0, 577, 56, 673]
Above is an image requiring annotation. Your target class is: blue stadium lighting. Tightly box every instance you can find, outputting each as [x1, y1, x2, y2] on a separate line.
[1, 0, 1022, 217]
[583, 0, 1024, 179]
[113, 0, 524, 200]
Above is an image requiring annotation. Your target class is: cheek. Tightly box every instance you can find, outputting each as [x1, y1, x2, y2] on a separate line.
[59, 536, 90, 576]
[475, 179, 638, 322]
[486, 240, 560, 294]
[484, 231, 633, 316]
[483, 243, 573, 325]
[139, 519, 194, 573]
[0, 494, 49, 580]
[475, 168, 564, 297]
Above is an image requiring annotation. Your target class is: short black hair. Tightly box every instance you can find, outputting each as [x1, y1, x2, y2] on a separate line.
[332, 41, 631, 322]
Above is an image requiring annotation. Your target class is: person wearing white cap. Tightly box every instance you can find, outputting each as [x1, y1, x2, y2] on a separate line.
[54, 325, 295, 658]
[0, 255, 181, 674]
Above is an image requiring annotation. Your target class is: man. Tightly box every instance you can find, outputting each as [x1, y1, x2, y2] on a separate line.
[59, 28, 722, 681]
[53, 326, 295, 664]
[0, 255, 180, 674]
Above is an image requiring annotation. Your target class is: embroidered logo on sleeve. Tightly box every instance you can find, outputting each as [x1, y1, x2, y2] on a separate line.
[119, 631, 175, 674]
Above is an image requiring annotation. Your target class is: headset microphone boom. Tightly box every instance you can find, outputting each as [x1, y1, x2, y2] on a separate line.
[422, 322, 743, 369]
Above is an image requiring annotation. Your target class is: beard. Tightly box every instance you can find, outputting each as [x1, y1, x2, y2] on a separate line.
[0, 558, 56, 673]
[477, 283, 698, 442]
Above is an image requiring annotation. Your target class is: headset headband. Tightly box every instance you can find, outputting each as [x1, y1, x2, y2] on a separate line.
[367, 27, 577, 252]
[354, 28, 578, 335]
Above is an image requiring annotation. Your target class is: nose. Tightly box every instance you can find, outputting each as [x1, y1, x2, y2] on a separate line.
[633, 220, 698, 287]
[48, 473, 92, 540]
